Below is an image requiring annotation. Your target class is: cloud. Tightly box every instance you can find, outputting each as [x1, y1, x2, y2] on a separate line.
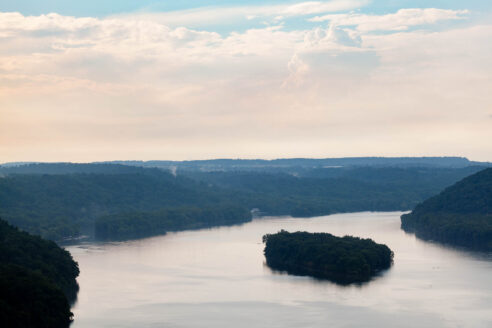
[280, 0, 369, 16]
[0, 10, 491, 161]
[310, 8, 469, 31]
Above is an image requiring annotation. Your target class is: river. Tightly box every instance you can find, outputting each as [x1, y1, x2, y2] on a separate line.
[67, 212, 492, 327]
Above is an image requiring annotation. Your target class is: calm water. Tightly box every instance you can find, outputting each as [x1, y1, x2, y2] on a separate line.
[67, 212, 492, 328]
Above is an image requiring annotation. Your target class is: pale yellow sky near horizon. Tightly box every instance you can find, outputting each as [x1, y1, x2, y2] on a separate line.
[1, 6, 491, 162]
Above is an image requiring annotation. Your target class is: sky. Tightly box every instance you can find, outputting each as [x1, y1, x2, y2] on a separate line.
[0, 1, 491, 162]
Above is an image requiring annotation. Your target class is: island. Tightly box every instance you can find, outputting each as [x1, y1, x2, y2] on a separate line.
[401, 167, 492, 251]
[262, 230, 393, 284]
[0, 218, 79, 328]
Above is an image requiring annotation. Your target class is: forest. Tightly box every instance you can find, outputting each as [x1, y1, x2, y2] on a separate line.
[401, 168, 492, 251]
[0, 218, 79, 327]
[262, 230, 393, 284]
[181, 166, 484, 217]
[0, 167, 227, 240]
[95, 205, 252, 240]
[0, 163, 487, 242]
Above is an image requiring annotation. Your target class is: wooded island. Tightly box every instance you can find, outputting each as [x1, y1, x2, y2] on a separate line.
[263, 230, 393, 284]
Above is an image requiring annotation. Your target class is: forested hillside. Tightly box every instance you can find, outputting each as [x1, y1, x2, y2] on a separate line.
[0, 218, 79, 327]
[0, 163, 486, 242]
[95, 205, 251, 240]
[401, 168, 492, 251]
[182, 167, 484, 217]
[0, 167, 228, 240]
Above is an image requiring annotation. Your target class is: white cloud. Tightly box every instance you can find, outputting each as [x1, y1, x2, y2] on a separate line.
[310, 8, 469, 31]
[281, 0, 369, 16]
[0, 10, 491, 161]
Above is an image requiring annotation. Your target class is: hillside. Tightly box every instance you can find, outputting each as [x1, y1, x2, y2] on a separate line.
[0, 163, 486, 242]
[0, 218, 79, 327]
[95, 205, 252, 241]
[401, 168, 492, 251]
[0, 167, 230, 240]
[182, 167, 484, 217]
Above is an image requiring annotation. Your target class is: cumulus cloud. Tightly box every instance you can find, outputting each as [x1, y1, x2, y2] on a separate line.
[0, 9, 491, 161]
[310, 8, 469, 31]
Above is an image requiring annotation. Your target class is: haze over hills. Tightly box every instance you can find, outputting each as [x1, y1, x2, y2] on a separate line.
[1, 157, 490, 174]
[100, 157, 490, 171]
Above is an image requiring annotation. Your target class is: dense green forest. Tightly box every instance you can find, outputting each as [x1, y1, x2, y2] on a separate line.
[0, 167, 229, 240]
[0, 163, 486, 241]
[182, 167, 484, 217]
[401, 168, 492, 251]
[263, 230, 393, 284]
[95, 205, 252, 240]
[0, 218, 79, 327]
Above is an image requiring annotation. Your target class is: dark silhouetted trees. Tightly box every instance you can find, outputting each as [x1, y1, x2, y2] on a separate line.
[0, 218, 79, 327]
[263, 230, 393, 284]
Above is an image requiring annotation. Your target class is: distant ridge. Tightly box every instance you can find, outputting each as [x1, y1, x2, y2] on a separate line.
[100, 157, 489, 171]
[104, 157, 481, 169]
[3, 157, 490, 176]
[0, 159, 488, 242]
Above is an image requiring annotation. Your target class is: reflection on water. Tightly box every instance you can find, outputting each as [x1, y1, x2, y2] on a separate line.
[67, 212, 492, 328]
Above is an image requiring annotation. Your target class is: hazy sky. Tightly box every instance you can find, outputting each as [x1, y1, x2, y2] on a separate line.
[1, 1, 491, 162]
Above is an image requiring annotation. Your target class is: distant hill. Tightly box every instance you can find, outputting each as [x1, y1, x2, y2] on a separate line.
[0, 168, 231, 240]
[2, 158, 490, 176]
[0, 163, 157, 175]
[182, 167, 485, 217]
[401, 168, 492, 251]
[99, 157, 490, 173]
[0, 218, 79, 327]
[0, 163, 487, 242]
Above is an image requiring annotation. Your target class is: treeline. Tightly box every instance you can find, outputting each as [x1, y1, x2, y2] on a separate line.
[263, 230, 393, 284]
[0, 218, 79, 327]
[183, 167, 484, 217]
[0, 168, 225, 240]
[0, 163, 153, 176]
[103, 156, 480, 171]
[95, 205, 252, 240]
[401, 168, 492, 251]
[0, 163, 486, 242]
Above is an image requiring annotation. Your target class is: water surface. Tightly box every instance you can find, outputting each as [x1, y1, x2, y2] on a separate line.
[67, 212, 492, 327]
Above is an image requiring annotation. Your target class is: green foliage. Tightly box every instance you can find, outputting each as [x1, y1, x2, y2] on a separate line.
[0, 163, 484, 242]
[0, 170, 224, 240]
[183, 167, 483, 217]
[263, 231, 393, 284]
[95, 205, 252, 240]
[0, 218, 79, 327]
[401, 168, 492, 251]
